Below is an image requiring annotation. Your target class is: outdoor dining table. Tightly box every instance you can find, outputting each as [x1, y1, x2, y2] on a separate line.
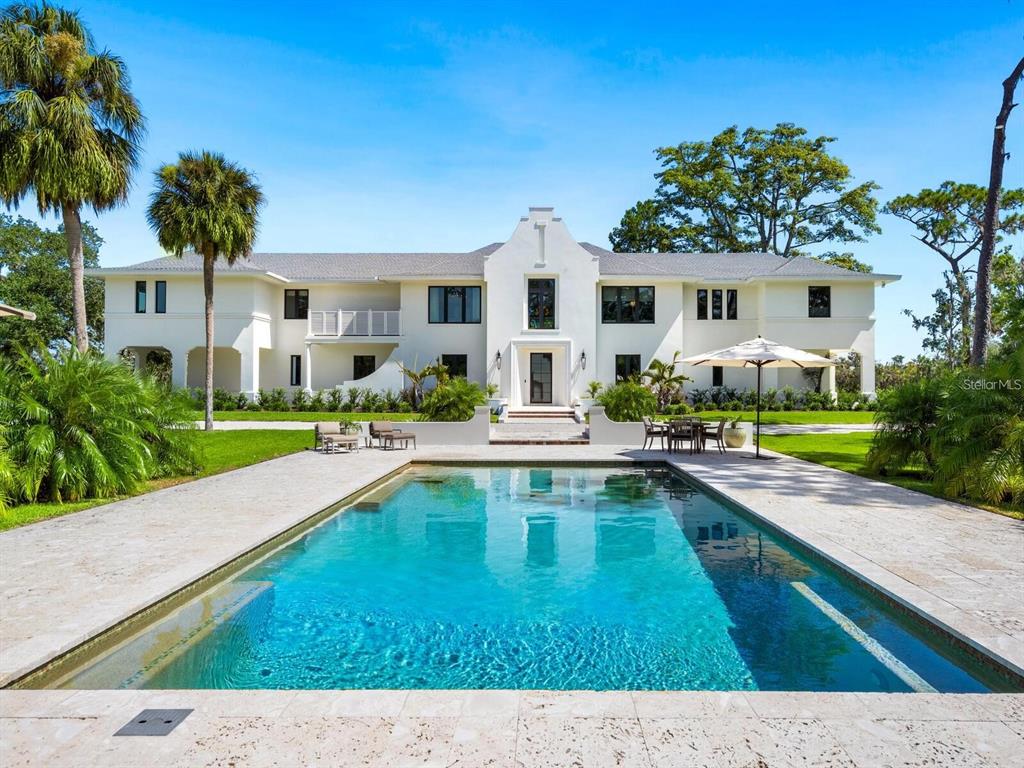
[667, 417, 704, 454]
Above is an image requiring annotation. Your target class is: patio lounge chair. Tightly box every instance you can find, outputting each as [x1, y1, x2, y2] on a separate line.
[369, 421, 393, 448]
[642, 416, 668, 450]
[315, 421, 357, 453]
[703, 418, 727, 455]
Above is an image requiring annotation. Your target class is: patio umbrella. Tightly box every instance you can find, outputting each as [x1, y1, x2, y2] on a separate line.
[682, 337, 833, 459]
[0, 302, 36, 320]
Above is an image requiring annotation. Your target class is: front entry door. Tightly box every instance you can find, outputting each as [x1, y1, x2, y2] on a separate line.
[530, 353, 552, 404]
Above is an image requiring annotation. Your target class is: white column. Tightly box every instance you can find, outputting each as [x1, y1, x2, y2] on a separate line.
[304, 342, 314, 393]
[824, 355, 837, 402]
[859, 346, 875, 398]
[170, 347, 189, 390]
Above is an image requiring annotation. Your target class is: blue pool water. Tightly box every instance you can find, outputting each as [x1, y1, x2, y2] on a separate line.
[63, 466, 1012, 691]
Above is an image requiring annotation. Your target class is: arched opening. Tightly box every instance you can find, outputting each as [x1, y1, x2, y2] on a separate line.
[186, 347, 242, 392]
[118, 346, 173, 387]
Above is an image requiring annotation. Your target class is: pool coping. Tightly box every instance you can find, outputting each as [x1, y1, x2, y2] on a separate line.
[6, 451, 1022, 692]
[2, 444, 1024, 692]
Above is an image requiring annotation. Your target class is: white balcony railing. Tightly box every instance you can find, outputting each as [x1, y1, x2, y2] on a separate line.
[307, 309, 401, 337]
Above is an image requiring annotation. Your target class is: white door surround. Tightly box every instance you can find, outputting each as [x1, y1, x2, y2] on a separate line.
[508, 337, 573, 409]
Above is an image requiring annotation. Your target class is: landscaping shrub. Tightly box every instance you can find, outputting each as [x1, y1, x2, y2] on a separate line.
[258, 388, 289, 411]
[663, 403, 693, 416]
[327, 388, 344, 412]
[419, 377, 486, 422]
[598, 381, 657, 422]
[0, 349, 199, 503]
[291, 388, 311, 411]
[309, 390, 327, 411]
[866, 377, 945, 476]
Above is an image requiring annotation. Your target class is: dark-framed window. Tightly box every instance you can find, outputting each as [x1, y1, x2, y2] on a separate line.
[712, 366, 724, 387]
[289, 354, 302, 386]
[726, 289, 737, 320]
[615, 354, 642, 382]
[155, 281, 166, 314]
[284, 289, 309, 320]
[601, 286, 655, 323]
[808, 286, 831, 318]
[696, 289, 708, 320]
[353, 355, 375, 380]
[527, 278, 556, 329]
[428, 286, 481, 323]
[135, 281, 146, 313]
[711, 289, 723, 320]
[441, 354, 468, 378]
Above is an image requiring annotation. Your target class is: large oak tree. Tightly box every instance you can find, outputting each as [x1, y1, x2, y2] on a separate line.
[610, 123, 880, 258]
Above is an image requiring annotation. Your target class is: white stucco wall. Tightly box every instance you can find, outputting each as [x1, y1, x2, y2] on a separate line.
[484, 208, 598, 407]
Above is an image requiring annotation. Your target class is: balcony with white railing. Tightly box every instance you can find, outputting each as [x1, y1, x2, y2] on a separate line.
[307, 309, 402, 338]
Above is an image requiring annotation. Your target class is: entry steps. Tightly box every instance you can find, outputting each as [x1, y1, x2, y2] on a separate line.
[490, 419, 589, 445]
[505, 408, 578, 420]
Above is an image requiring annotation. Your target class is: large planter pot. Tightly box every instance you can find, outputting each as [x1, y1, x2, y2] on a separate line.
[723, 427, 746, 448]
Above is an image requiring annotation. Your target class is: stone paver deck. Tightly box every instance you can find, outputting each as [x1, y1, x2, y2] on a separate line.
[2, 442, 1022, 766]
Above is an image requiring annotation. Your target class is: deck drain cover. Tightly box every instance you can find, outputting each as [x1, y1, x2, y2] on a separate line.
[115, 709, 193, 736]
[353, 501, 381, 512]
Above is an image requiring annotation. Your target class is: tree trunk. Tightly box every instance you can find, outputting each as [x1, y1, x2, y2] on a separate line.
[971, 56, 1024, 367]
[61, 204, 89, 354]
[203, 251, 215, 432]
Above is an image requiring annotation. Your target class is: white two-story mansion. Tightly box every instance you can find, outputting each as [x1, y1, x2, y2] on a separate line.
[92, 207, 899, 409]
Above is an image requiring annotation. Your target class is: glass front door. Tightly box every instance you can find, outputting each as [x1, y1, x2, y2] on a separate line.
[530, 353, 553, 404]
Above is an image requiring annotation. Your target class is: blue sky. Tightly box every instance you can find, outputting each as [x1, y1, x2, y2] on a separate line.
[21, 1, 1024, 360]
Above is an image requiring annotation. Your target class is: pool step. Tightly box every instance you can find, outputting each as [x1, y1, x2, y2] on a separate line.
[490, 421, 589, 445]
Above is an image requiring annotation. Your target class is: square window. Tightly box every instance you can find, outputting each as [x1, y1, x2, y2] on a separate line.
[353, 355, 375, 380]
[441, 354, 468, 378]
[601, 286, 655, 324]
[808, 286, 831, 318]
[615, 354, 642, 382]
[285, 290, 309, 320]
[428, 286, 481, 323]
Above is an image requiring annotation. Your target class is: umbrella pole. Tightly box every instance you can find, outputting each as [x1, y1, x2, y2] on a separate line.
[756, 363, 762, 459]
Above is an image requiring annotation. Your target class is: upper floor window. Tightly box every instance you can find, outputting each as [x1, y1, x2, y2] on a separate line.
[284, 289, 309, 320]
[697, 288, 738, 320]
[527, 278, 556, 329]
[615, 354, 642, 381]
[155, 281, 167, 314]
[135, 281, 146, 313]
[441, 354, 468, 378]
[808, 286, 831, 318]
[602, 286, 655, 323]
[429, 286, 481, 323]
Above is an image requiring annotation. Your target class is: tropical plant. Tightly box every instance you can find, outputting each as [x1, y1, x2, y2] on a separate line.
[0, 3, 144, 353]
[866, 377, 946, 476]
[326, 388, 344, 412]
[0, 348, 198, 503]
[641, 351, 690, 412]
[931, 351, 1024, 505]
[485, 382, 498, 398]
[398, 361, 441, 409]
[586, 380, 603, 399]
[419, 377, 486, 422]
[146, 151, 264, 431]
[597, 381, 657, 422]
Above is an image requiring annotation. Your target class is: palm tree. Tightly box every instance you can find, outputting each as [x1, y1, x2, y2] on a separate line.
[642, 351, 690, 412]
[146, 151, 263, 431]
[0, 3, 144, 353]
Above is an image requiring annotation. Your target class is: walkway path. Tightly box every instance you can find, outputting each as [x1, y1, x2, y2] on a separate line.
[2, 443, 1022, 766]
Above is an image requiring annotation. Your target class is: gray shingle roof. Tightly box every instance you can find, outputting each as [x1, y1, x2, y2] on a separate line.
[579, 243, 888, 280]
[91, 241, 894, 282]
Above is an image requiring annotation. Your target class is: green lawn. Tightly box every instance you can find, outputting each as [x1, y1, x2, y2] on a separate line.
[759, 433, 1023, 520]
[689, 410, 875, 425]
[205, 410, 420, 422]
[0, 430, 312, 532]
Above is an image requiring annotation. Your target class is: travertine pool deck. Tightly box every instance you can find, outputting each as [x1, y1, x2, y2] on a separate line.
[2, 443, 1023, 766]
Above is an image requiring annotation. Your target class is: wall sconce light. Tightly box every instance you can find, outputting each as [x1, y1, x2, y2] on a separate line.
[580, 350, 587, 370]
[495, 350, 502, 370]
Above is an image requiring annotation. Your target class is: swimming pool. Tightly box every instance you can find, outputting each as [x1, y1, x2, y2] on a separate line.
[57, 465, 1013, 691]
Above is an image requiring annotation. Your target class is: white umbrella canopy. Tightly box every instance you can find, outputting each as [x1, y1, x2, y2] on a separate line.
[0, 302, 36, 320]
[682, 337, 834, 458]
